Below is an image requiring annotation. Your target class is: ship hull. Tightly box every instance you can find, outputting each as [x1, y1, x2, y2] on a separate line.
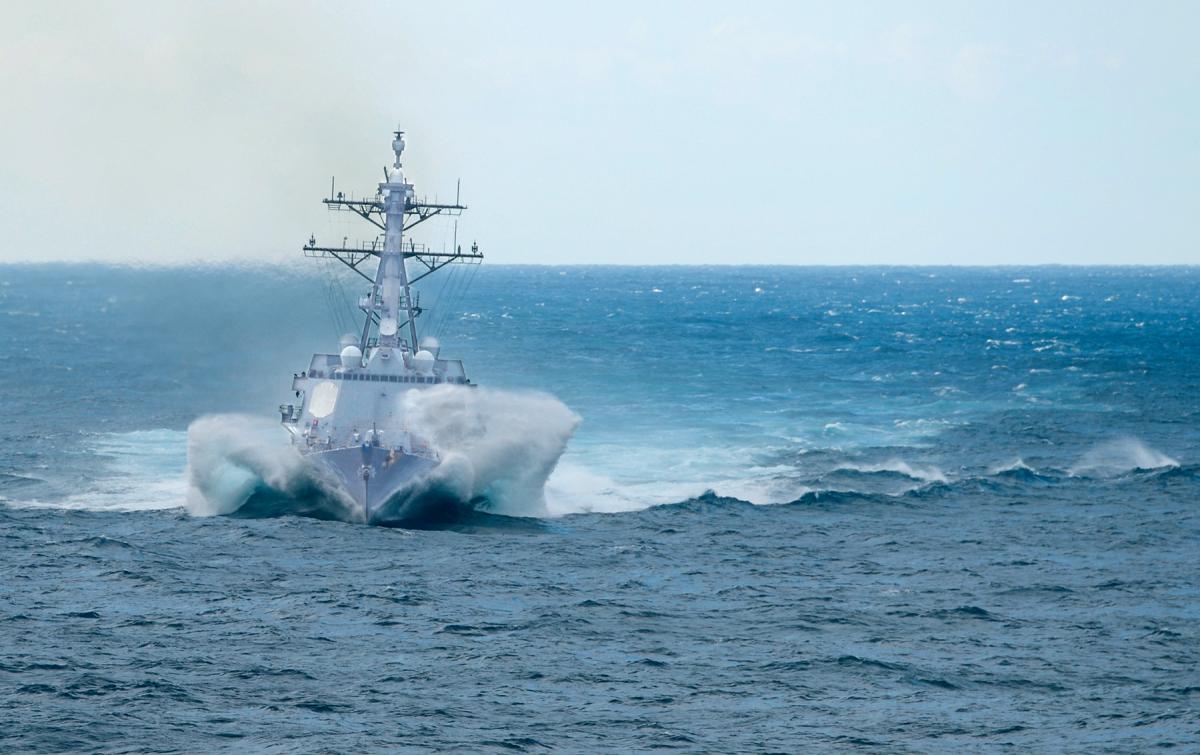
[307, 445, 439, 523]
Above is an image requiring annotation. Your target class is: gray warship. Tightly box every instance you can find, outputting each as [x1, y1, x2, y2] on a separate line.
[277, 127, 482, 522]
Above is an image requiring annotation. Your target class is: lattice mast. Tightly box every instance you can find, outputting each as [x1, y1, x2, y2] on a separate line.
[303, 127, 482, 353]
[374, 131, 419, 350]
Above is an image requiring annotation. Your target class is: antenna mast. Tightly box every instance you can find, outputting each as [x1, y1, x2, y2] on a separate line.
[302, 127, 483, 355]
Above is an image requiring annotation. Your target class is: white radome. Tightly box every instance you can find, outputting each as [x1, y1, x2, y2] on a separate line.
[340, 344, 363, 368]
[412, 349, 435, 374]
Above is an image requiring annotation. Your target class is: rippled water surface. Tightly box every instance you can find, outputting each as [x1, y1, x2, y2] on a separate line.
[1, 265, 1198, 752]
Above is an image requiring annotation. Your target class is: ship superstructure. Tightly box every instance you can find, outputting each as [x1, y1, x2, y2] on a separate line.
[278, 127, 482, 521]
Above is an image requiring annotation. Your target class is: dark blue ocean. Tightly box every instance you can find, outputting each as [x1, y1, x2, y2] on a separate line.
[1, 264, 1197, 752]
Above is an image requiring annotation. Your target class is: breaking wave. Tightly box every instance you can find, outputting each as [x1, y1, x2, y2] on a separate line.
[829, 459, 948, 484]
[540, 457, 950, 514]
[185, 414, 359, 520]
[381, 386, 580, 519]
[989, 458, 1036, 476]
[1068, 438, 1180, 478]
[985, 458, 1058, 483]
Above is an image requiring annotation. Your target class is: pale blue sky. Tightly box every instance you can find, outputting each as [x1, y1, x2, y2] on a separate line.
[1, 2, 1196, 264]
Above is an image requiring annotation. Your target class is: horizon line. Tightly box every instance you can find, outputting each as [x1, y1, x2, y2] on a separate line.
[1, 261, 1198, 270]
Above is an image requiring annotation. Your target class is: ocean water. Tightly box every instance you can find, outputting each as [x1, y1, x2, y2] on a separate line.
[1, 264, 1198, 752]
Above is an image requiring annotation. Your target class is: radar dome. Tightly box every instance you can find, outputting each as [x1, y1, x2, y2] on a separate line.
[340, 345, 363, 368]
[412, 349, 435, 375]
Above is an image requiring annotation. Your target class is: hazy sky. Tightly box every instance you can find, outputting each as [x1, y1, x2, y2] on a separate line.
[1, 2, 1196, 265]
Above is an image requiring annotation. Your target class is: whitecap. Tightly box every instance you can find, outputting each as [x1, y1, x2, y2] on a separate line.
[988, 458, 1035, 475]
[1068, 438, 1180, 477]
[838, 460, 948, 484]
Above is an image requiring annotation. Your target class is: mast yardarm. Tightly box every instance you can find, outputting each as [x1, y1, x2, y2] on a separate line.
[302, 126, 482, 355]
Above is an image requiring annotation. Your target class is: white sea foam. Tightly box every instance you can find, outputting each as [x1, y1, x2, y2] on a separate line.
[838, 459, 948, 484]
[21, 404, 1128, 523]
[544, 461, 677, 515]
[184, 414, 353, 517]
[182, 386, 580, 520]
[543, 457, 813, 514]
[1068, 438, 1179, 477]
[13, 430, 189, 512]
[399, 385, 581, 517]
